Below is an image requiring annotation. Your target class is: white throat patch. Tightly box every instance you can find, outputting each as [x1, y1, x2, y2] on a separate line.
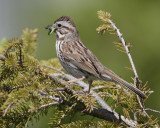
[57, 31, 65, 38]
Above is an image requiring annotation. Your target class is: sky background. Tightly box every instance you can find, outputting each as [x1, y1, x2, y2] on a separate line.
[0, 0, 160, 127]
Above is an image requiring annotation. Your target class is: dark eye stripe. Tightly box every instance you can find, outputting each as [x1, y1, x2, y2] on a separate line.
[62, 26, 74, 32]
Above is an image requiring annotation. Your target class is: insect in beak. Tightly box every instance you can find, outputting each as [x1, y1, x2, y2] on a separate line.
[45, 24, 55, 35]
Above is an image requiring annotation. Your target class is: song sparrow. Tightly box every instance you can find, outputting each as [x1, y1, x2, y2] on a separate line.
[45, 16, 146, 99]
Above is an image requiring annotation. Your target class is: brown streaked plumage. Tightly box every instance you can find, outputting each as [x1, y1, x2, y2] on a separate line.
[46, 16, 146, 99]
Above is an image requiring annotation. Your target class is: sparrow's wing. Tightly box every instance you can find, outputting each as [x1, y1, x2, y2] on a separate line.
[63, 52, 101, 78]
[61, 41, 103, 79]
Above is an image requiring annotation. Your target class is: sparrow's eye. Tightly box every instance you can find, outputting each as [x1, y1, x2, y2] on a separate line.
[57, 24, 62, 27]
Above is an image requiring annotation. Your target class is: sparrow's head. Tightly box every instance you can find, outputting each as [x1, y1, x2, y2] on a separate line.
[45, 16, 79, 39]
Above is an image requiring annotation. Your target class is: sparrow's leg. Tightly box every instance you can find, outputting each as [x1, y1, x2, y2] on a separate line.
[88, 80, 93, 93]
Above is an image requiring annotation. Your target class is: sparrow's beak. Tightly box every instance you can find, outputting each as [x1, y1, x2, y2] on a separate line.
[45, 24, 55, 35]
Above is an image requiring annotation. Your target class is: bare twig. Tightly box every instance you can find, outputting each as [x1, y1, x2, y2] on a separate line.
[57, 103, 77, 126]
[145, 108, 160, 114]
[92, 86, 106, 90]
[43, 64, 64, 74]
[28, 102, 60, 113]
[2, 99, 18, 117]
[109, 19, 139, 81]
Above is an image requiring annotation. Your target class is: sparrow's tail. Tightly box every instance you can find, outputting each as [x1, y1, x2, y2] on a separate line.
[101, 72, 146, 99]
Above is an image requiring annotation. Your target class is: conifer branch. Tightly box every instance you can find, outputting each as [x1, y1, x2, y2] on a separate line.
[49, 71, 137, 127]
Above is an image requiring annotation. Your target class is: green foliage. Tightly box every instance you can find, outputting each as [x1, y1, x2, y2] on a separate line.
[0, 29, 59, 127]
[96, 10, 114, 34]
[59, 120, 120, 128]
